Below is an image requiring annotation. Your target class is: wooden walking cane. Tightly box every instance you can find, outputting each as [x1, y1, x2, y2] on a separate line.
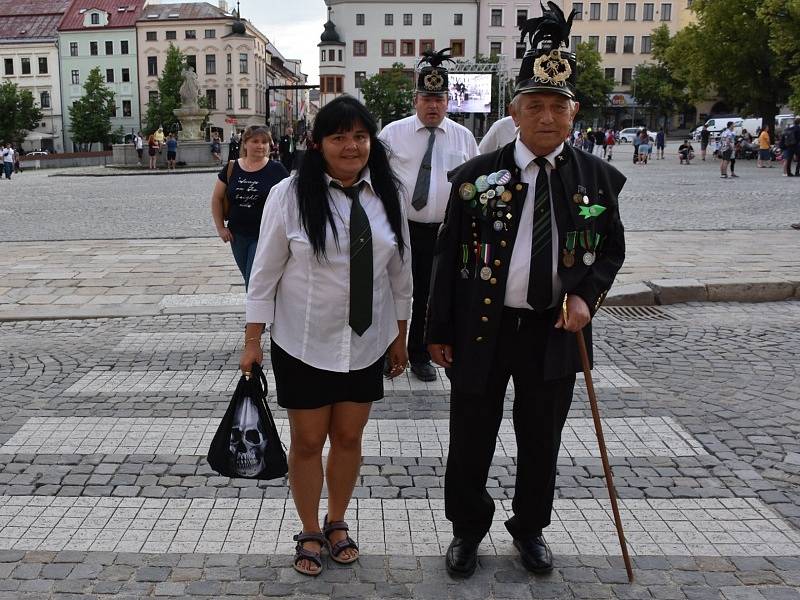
[563, 294, 634, 582]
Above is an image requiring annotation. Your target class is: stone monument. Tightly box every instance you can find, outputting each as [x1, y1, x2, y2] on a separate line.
[173, 67, 208, 140]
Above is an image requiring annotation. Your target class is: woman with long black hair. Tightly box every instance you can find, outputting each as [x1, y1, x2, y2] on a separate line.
[239, 96, 412, 576]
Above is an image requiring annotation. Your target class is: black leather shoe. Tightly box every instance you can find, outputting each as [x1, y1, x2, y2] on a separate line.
[445, 537, 479, 578]
[410, 361, 437, 382]
[514, 535, 553, 573]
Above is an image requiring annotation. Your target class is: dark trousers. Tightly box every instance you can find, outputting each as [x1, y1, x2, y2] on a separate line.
[445, 308, 575, 543]
[408, 220, 439, 364]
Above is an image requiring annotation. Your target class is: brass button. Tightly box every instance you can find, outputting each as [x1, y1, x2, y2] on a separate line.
[483, 298, 491, 305]
[493, 259, 501, 267]
[476, 336, 484, 342]
[500, 240, 507, 247]
[471, 222, 476, 228]
[473, 241, 478, 246]
[490, 278, 497, 284]
[481, 316, 488, 322]
[515, 184, 523, 191]
[473, 232, 478, 238]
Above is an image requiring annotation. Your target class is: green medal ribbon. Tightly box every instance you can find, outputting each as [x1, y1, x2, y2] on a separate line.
[565, 231, 576, 251]
[578, 204, 607, 219]
[461, 244, 469, 267]
[578, 231, 601, 251]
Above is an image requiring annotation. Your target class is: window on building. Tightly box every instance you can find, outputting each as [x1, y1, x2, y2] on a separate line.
[148, 90, 158, 104]
[3, 59, 13, 75]
[403, 13, 412, 26]
[185, 29, 196, 39]
[90, 12, 99, 25]
[517, 9, 528, 26]
[147, 56, 157, 76]
[623, 36, 634, 53]
[40, 91, 50, 108]
[621, 68, 633, 84]
[122, 68, 130, 82]
[226, 88, 232, 109]
[423, 13, 432, 25]
[120, 40, 129, 54]
[122, 100, 131, 117]
[641, 35, 652, 53]
[660, 3, 672, 20]
[491, 9, 503, 26]
[320, 49, 326, 62]
[336, 76, 343, 93]
[401, 40, 415, 56]
[571, 35, 582, 48]
[240, 89, 249, 109]
[385, 13, 393, 26]
[205, 29, 216, 38]
[420, 39, 434, 54]
[643, 3, 654, 19]
[588, 36, 599, 51]
[450, 39, 464, 56]
[205, 89, 216, 109]
[515, 42, 526, 59]
[186, 55, 196, 72]
[572, 2, 583, 19]
[165, 31, 176, 40]
[71, 69, 79, 84]
[605, 67, 615, 81]
[146, 31, 157, 41]
[239, 53, 248, 73]
[382, 40, 396, 56]
[106, 68, 114, 82]
[490, 41, 502, 57]
[605, 36, 616, 53]
[90, 41, 98, 55]
[110, 104, 117, 117]
[607, 3, 618, 19]
[206, 54, 216, 74]
[625, 3, 636, 19]
[353, 40, 367, 56]
[38, 57, 48, 74]
[338, 49, 343, 61]
[105, 41, 113, 54]
[356, 13, 364, 25]
[454, 13, 463, 25]
[70, 42, 78, 56]
[355, 71, 366, 88]
[589, 3, 600, 19]
[226, 53, 232, 73]
[20, 58, 31, 75]
[328, 49, 335, 61]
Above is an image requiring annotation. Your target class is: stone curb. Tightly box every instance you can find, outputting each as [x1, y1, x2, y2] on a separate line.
[49, 167, 221, 177]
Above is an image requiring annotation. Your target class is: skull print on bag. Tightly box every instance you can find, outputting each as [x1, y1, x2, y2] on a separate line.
[229, 397, 268, 477]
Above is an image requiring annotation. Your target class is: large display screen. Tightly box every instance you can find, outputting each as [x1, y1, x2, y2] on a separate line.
[447, 74, 493, 114]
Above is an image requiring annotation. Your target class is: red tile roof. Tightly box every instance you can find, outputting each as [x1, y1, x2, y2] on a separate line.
[0, 15, 64, 41]
[136, 2, 228, 21]
[7, 0, 71, 17]
[59, 0, 146, 31]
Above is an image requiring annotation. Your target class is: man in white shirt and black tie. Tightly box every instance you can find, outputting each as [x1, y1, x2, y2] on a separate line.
[379, 48, 479, 382]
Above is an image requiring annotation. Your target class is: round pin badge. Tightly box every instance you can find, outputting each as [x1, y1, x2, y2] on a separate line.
[573, 193, 583, 204]
[479, 193, 488, 205]
[475, 175, 490, 192]
[459, 182, 476, 201]
[480, 267, 492, 280]
[486, 189, 496, 199]
[495, 185, 505, 195]
[496, 170, 512, 185]
[493, 220, 504, 231]
[582, 195, 590, 205]
[562, 250, 575, 268]
[487, 172, 498, 186]
[501, 190, 513, 202]
[582, 251, 595, 266]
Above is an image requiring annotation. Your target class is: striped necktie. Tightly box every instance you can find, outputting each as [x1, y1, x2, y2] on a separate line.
[527, 157, 553, 311]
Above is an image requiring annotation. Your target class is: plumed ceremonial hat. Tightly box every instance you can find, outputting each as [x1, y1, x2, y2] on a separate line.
[416, 48, 453, 94]
[516, 1, 578, 99]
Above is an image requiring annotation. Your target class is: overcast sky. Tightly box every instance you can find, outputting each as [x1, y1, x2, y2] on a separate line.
[232, 0, 326, 83]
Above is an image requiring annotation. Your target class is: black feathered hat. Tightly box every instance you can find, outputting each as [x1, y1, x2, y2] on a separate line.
[516, 1, 578, 99]
[416, 48, 453, 94]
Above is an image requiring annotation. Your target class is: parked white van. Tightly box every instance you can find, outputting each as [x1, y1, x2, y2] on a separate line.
[692, 116, 742, 141]
[737, 118, 762, 135]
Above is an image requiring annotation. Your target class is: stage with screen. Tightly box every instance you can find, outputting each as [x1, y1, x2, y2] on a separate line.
[447, 74, 492, 114]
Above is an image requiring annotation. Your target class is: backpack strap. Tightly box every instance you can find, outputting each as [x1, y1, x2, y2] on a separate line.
[226, 159, 235, 183]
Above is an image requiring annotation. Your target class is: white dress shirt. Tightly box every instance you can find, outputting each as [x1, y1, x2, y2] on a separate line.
[504, 139, 563, 309]
[478, 116, 518, 154]
[245, 169, 413, 372]
[379, 115, 479, 223]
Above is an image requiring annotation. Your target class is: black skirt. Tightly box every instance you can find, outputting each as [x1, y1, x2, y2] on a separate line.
[270, 340, 384, 409]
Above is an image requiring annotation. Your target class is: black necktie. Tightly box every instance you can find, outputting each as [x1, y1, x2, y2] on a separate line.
[411, 127, 437, 211]
[332, 182, 372, 336]
[527, 157, 553, 311]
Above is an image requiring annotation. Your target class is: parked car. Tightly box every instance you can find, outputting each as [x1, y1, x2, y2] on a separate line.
[618, 127, 656, 143]
[775, 114, 796, 138]
[24, 150, 49, 157]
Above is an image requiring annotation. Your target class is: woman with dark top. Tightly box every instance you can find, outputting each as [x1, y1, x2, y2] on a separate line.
[211, 126, 289, 289]
[147, 134, 158, 170]
[238, 96, 412, 576]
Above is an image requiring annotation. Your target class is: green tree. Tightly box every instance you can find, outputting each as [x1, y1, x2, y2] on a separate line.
[144, 43, 186, 134]
[758, 0, 800, 112]
[0, 81, 43, 146]
[574, 41, 612, 122]
[360, 63, 413, 127]
[68, 66, 115, 150]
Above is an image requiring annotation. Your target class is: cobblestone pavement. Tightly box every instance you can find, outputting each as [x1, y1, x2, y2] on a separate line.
[1, 143, 799, 242]
[0, 302, 798, 598]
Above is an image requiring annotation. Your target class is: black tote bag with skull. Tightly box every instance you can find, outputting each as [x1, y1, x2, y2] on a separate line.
[207, 364, 287, 480]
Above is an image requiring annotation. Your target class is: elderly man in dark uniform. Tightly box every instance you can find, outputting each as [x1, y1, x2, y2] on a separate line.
[426, 3, 626, 578]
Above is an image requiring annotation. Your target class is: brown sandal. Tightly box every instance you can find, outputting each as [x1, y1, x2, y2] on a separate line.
[323, 515, 359, 564]
[292, 531, 326, 576]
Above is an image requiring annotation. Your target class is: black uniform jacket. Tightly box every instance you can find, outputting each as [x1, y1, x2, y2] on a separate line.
[425, 141, 626, 394]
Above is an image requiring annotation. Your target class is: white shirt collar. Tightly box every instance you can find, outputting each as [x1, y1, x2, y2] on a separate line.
[325, 167, 374, 194]
[414, 115, 447, 133]
[514, 139, 564, 171]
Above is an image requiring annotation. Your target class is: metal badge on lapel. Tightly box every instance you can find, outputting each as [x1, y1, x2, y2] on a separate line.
[562, 231, 576, 267]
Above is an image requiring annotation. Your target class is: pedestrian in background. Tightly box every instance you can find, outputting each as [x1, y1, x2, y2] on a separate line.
[2, 143, 14, 179]
[605, 128, 615, 161]
[700, 125, 710, 161]
[583, 128, 595, 154]
[279, 126, 296, 171]
[238, 96, 412, 577]
[757, 128, 771, 168]
[656, 127, 666, 159]
[718, 121, 736, 178]
[134, 132, 144, 166]
[228, 132, 240, 162]
[166, 133, 178, 171]
[593, 128, 605, 157]
[637, 129, 651, 165]
[211, 126, 289, 289]
[780, 117, 800, 177]
[154, 126, 165, 155]
[210, 132, 222, 165]
[147, 134, 158, 170]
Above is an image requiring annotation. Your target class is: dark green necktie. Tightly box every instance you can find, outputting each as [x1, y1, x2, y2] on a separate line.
[333, 181, 372, 336]
[527, 157, 553, 311]
[411, 127, 437, 211]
